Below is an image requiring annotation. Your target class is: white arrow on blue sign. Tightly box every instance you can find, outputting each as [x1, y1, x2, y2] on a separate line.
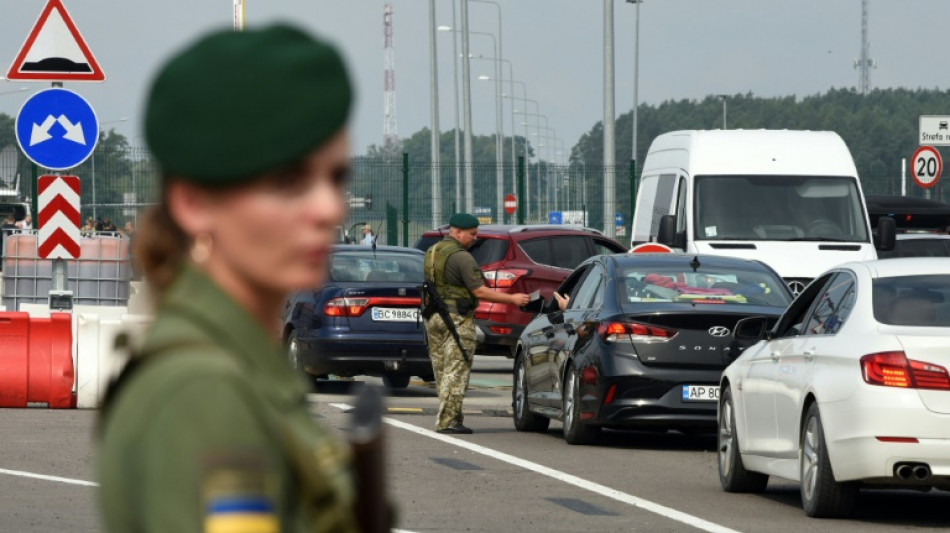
[15, 88, 98, 170]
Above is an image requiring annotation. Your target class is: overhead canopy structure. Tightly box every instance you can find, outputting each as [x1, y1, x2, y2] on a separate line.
[865, 195, 950, 232]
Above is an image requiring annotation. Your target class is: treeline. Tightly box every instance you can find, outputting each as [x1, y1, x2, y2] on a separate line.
[573, 87, 950, 179]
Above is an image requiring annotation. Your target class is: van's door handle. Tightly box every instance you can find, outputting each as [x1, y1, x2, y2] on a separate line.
[804, 348, 816, 361]
[771, 351, 780, 361]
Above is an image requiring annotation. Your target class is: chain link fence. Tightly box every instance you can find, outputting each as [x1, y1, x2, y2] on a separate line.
[3, 146, 943, 247]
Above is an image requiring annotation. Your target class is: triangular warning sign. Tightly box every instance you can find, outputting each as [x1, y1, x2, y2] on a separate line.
[6, 0, 105, 82]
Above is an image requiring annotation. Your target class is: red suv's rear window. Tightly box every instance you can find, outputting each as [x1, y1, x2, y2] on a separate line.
[414, 235, 509, 266]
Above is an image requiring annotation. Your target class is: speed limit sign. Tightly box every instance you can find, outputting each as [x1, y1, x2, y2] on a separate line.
[911, 145, 942, 189]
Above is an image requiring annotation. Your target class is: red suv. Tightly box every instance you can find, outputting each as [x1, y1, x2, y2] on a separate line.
[414, 225, 627, 356]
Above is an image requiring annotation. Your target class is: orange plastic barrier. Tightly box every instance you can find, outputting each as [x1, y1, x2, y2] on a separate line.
[0, 312, 74, 408]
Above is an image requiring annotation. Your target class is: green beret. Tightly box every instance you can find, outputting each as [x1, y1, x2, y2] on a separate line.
[144, 24, 353, 185]
[448, 213, 479, 229]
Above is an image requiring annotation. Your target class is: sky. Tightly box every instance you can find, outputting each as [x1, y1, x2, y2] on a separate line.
[1, 0, 948, 158]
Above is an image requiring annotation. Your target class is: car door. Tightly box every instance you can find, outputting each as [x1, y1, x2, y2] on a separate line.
[738, 274, 833, 455]
[529, 265, 590, 407]
[547, 263, 602, 403]
[773, 271, 857, 458]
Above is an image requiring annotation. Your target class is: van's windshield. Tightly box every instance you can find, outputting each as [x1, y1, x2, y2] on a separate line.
[694, 175, 869, 243]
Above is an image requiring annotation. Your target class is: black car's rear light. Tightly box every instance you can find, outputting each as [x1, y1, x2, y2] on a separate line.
[597, 321, 677, 343]
[324, 297, 420, 317]
[860, 351, 950, 390]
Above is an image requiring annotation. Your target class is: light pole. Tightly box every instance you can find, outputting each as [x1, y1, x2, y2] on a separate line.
[626, 0, 642, 239]
[470, 0, 504, 222]
[428, 0, 442, 229]
[473, 56, 518, 220]
[460, 0, 474, 212]
[603, 0, 617, 235]
[719, 94, 728, 129]
[437, 21, 461, 212]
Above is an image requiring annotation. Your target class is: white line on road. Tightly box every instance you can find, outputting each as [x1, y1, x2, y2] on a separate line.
[0, 468, 98, 487]
[330, 403, 742, 533]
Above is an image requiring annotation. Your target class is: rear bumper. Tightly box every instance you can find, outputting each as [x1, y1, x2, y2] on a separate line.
[582, 369, 723, 429]
[475, 320, 525, 353]
[298, 330, 431, 377]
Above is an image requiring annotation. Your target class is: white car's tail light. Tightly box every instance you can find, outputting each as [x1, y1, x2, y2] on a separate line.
[861, 351, 950, 390]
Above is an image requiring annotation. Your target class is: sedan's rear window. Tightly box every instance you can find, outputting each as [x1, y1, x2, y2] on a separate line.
[618, 266, 791, 307]
[873, 275, 950, 326]
[330, 251, 423, 283]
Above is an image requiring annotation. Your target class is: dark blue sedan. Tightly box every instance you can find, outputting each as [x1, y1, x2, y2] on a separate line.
[282, 245, 430, 388]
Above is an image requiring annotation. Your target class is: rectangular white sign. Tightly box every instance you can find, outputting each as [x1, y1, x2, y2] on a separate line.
[919, 115, 950, 146]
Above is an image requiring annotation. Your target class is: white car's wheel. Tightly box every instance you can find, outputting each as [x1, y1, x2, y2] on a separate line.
[718, 387, 768, 493]
[800, 402, 858, 518]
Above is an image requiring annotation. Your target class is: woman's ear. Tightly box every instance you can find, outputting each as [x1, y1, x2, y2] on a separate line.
[165, 180, 215, 238]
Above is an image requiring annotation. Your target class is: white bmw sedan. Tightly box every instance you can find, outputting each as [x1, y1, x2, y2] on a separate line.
[717, 258, 950, 518]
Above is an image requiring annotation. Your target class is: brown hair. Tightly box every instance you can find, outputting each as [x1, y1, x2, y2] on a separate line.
[133, 201, 189, 296]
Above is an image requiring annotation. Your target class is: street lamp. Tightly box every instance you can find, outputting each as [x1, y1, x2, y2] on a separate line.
[436, 22, 461, 211]
[428, 0, 442, 229]
[473, 55, 518, 219]
[444, 28, 502, 219]
[626, 0, 643, 239]
[718, 94, 728, 129]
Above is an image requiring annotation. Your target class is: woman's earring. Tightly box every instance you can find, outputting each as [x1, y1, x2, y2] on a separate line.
[190, 233, 213, 264]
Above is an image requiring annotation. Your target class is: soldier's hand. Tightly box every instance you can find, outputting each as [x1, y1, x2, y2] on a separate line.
[512, 293, 531, 307]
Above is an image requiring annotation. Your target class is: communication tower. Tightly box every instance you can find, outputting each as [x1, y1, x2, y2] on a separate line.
[383, 4, 400, 150]
[854, 0, 876, 95]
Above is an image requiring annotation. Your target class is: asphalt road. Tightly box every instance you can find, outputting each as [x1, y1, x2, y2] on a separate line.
[1, 354, 948, 532]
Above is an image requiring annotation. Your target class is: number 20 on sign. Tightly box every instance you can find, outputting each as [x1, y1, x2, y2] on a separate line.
[911, 145, 942, 189]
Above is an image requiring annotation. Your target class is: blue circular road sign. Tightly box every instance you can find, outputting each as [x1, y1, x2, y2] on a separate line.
[15, 88, 98, 170]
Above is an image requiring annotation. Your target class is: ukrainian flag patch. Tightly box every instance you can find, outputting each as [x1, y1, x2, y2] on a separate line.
[205, 496, 278, 533]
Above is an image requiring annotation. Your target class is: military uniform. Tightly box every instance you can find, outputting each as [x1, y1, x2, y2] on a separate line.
[424, 232, 483, 432]
[98, 24, 360, 532]
[99, 266, 358, 533]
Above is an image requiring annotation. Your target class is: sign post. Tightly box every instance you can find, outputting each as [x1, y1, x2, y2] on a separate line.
[504, 193, 517, 223]
[38, 175, 81, 310]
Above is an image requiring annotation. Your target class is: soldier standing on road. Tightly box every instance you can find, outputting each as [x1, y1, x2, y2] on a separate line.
[424, 213, 530, 434]
[97, 24, 360, 532]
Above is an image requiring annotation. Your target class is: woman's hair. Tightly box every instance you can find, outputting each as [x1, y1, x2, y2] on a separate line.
[133, 194, 189, 296]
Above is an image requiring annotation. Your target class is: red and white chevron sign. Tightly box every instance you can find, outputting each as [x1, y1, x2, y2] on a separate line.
[38, 175, 81, 259]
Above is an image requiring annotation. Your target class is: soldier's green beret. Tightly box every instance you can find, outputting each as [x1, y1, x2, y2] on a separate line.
[144, 24, 353, 186]
[448, 213, 479, 229]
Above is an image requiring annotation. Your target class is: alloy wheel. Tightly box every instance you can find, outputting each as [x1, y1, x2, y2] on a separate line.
[564, 371, 577, 429]
[515, 363, 527, 418]
[719, 397, 734, 477]
[801, 416, 820, 502]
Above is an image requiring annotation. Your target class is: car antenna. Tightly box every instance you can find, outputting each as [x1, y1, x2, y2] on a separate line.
[690, 256, 701, 272]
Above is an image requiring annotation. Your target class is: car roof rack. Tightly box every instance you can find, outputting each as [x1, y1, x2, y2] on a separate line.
[507, 224, 604, 235]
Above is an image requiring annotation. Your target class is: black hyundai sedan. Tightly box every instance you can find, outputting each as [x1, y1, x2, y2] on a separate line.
[513, 253, 793, 444]
[282, 245, 430, 388]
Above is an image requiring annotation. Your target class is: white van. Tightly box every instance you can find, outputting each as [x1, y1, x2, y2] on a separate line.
[631, 130, 894, 293]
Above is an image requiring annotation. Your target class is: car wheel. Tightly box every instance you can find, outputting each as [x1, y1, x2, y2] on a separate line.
[286, 330, 302, 371]
[383, 373, 411, 389]
[512, 353, 550, 433]
[562, 364, 600, 445]
[718, 387, 768, 493]
[800, 402, 858, 518]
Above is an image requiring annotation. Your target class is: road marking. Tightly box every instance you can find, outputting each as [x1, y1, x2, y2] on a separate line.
[330, 403, 742, 533]
[0, 468, 97, 487]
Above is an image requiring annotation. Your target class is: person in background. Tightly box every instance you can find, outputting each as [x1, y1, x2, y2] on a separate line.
[98, 24, 360, 532]
[82, 217, 96, 236]
[361, 223, 374, 245]
[15, 214, 32, 230]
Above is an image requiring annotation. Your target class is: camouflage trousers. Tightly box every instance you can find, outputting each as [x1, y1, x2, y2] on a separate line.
[424, 313, 476, 430]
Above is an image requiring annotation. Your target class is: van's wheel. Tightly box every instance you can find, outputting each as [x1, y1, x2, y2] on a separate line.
[383, 373, 411, 389]
[562, 365, 600, 445]
[800, 402, 858, 518]
[512, 353, 550, 432]
[718, 387, 768, 492]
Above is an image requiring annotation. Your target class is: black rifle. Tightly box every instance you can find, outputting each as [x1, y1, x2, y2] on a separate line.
[419, 281, 471, 362]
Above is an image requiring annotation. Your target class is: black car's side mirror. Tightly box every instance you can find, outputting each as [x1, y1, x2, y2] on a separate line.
[542, 297, 560, 315]
[522, 297, 544, 314]
[734, 316, 769, 341]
